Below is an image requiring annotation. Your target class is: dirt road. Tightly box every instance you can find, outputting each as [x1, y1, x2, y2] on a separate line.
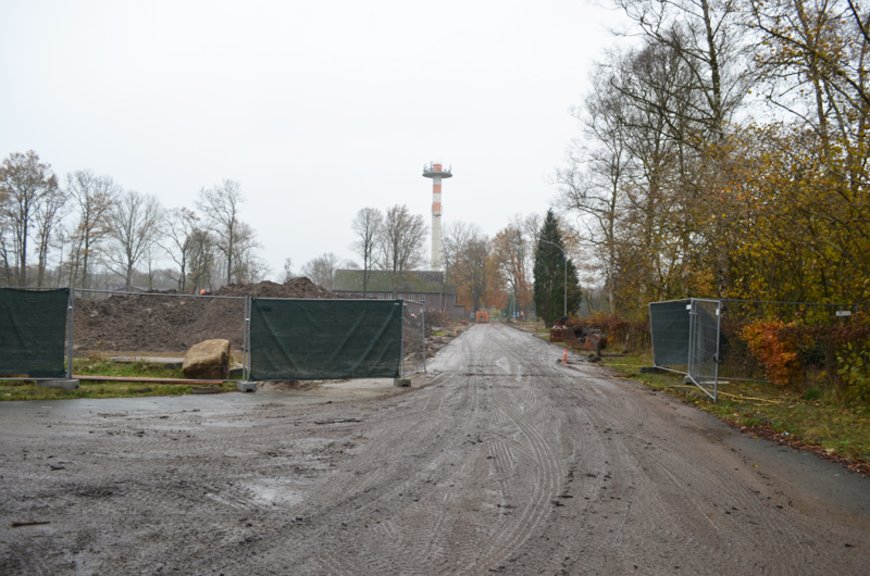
[1, 323, 868, 575]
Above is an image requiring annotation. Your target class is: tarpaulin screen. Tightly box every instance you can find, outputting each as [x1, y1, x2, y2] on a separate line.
[649, 299, 691, 369]
[249, 299, 402, 380]
[0, 288, 68, 378]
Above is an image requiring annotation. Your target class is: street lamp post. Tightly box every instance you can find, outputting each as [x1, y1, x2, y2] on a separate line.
[540, 239, 567, 319]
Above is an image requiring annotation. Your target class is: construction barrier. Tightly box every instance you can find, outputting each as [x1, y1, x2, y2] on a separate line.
[249, 298, 403, 380]
[0, 288, 69, 378]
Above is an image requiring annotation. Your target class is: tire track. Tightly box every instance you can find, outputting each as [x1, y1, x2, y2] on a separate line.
[2, 324, 868, 575]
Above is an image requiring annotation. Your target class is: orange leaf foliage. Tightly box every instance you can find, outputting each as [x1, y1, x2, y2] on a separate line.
[739, 320, 802, 387]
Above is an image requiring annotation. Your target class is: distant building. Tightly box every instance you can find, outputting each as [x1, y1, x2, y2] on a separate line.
[332, 269, 466, 319]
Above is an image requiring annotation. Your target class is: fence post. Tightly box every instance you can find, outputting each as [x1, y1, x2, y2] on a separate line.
[244, 296, 251, 382]
[687, 298, 697, 382]
[422, 305, 427, 375]
[400, 300, 405, 378]
[66, 288, 75, 380]
[713, 300, 722, 402]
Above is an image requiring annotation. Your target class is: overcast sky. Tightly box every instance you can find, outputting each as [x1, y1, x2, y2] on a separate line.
[1, 0, 626, 280]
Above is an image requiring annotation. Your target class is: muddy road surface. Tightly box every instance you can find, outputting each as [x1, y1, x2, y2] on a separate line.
[2, 323, 868, 575]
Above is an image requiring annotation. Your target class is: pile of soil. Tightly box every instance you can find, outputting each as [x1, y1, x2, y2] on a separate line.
[74, 278, 333, 354]
[215, 278, 334, 299]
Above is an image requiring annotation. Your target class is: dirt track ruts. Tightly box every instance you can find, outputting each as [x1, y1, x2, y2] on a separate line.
[1, 323, 868, 575]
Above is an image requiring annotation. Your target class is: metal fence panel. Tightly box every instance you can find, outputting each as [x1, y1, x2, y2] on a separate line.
[0, 288, 69, 378]
[688, 299, 721, 400]
[402, 300, 427, 377]
[649, 299, 691, 371]
[249, 298, 403, 380]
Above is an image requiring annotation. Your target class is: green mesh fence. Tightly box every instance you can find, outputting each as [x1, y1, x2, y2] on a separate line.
[249, 299, 403, 380]
[649, 299, 691, 370]
[0, 288, 69, 378]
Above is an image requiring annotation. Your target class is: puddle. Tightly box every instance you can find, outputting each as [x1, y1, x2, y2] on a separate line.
[244, 478, 304, 506]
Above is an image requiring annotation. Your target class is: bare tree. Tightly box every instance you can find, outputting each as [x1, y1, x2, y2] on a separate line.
[443, 221, 491, 311]
[65, 171, 117, 289]
[442, 221, 474, 273]
[558, 65, 633, 314]
[187, 227, 216, 293]
[377, 204, 426, 292]
[492, 218, 534, 315]
[103, 189, 162, 289]
[228, 222, 266, 284]
[282, 257, 294, 282]
[615, 0, 751, 141]
[197, 179, 245, 286]
[33, 175, 67, 287]
[351, 207, 383, 295]
[748, 0, 869, 161]
[301, 252, 339, 290]
[463, 235, 491, 313]
[159, 207, 200, 292]
[0, 150, 60, 287]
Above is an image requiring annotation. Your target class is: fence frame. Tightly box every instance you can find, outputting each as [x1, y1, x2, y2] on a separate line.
[3, 288, 429, 385]
[0, 287, 74, 382]
[400, 298, 427, 378]
[686, 298, 722, 401]
[650, 297, 721, 401]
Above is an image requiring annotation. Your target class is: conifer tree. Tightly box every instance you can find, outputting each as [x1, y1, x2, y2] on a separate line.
[533, 210, 581, 325]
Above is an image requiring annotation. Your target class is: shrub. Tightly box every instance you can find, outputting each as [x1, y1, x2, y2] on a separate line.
[568, 313, 649, 353]
[838, 340, 870, 407]
[739, 320, 802, 386]
[736, 312, 869, 405]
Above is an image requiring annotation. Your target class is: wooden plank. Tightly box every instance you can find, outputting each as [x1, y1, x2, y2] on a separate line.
[73, 375, 226, 385]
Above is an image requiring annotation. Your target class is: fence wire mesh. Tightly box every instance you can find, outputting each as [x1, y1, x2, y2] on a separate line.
[687, 299, 721, 400]
[402, 300, 427, 377]
[649, 299, 691, 373]
[72, 288, 247, 369]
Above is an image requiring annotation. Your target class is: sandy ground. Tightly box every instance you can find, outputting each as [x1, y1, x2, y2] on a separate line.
[1, 323, 868, 575]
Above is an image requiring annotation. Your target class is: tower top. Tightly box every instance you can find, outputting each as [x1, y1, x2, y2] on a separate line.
[423, 162, 453, 179]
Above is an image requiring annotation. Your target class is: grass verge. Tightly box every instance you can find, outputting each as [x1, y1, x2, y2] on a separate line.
[600, 352, 870, 475]
[0, 381, 238, 401]
[0, 357, 236, 401]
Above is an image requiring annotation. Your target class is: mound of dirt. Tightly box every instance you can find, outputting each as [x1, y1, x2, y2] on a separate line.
[216, 278, 334, 299]
[74, 278, 333, 354]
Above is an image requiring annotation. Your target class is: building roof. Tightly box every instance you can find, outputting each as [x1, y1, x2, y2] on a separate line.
[333, 269, 454, 295]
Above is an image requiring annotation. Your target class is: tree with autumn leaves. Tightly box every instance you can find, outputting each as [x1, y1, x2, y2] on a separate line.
[559, 0, 868, 318]
[439, 216, 544, 318]
[554, 0, 868, 398]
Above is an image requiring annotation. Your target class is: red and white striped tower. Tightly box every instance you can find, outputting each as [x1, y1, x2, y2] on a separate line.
[422, 162, 452, 269]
